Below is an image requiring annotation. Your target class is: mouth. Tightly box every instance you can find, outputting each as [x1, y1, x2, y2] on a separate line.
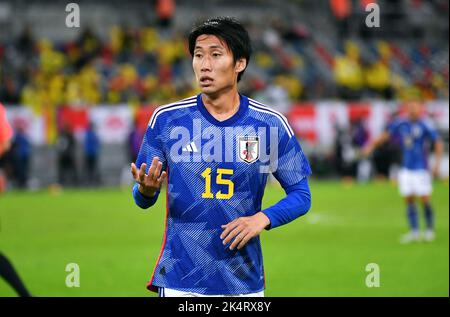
[199, 76, 214, 86]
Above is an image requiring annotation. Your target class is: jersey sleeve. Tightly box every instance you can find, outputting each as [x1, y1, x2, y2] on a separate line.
[261, 125, 312, 229]
[133, 114, 167, 209]
[262, 177, 311, 230]
[271, 128, 312, 189]
[135, 117, 167, 172]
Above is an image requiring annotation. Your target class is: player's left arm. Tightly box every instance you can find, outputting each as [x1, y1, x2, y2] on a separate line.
[425, 122, 444, 178]
[221, 130, 312, 250]
[432, 139, 444, 178]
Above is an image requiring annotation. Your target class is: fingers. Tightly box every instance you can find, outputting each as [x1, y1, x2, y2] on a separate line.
[147, 157, 159, 179]
[222, 225, 243, 245]
[139, 163, 147, 183]
[131, 157, 166, 189]
[221, 218, 255, 250]
[130, 163, 138, 179]
[230, 230, 251, 250]
[154, 161, 163, 181]
[222, 223, 254, 250]
[158, 171, 167, 183]
[130, 157, 166, 199]
[220, 219, 240, 240]
[235, 232, 253, 250]
[130, 162, 146, 183]
[220, 215, 266, 250]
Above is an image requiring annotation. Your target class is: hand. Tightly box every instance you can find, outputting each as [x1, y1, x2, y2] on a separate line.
[361, 145, 372, 158]
[131, 157, 167, 198]
[220, 212, 271, 250]
[431, 164, 440, 179]
[0, 140, 11, 157]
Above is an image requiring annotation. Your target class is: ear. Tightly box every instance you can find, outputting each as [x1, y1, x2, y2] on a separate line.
[235, 58, 247, 73]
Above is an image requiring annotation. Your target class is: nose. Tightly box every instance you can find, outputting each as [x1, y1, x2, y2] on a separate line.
[200, 56, 212, 72]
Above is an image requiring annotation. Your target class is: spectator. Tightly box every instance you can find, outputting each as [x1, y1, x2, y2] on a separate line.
[351, 119, 371, 182]
[334, 125, 357, 179]
[365, 60, 394, 99]
[330, 0, 352, 39]
[155, 0, 175, 28]
[373, 112, 402, 180]
[84, 122, 101, 186]
[10, 124, 31, 189]
[0, 18, 444, 108]
[333, 41, 364, 100]
[56, 124, 78, 187]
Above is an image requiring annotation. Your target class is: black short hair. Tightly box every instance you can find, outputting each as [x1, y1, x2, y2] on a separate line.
[188, 17, 252, 82]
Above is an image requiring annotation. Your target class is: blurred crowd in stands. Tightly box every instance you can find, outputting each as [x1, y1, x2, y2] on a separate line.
[0, 1, 448, 114]
[0, 0, 448, 188]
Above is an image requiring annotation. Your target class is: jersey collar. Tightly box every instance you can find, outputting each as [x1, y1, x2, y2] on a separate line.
[197, 93, 249, 127]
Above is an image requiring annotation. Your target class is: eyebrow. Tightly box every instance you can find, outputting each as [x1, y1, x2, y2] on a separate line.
[194, 44, 225, 51]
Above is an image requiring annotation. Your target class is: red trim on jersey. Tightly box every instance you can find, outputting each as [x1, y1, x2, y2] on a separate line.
[263, 271, 266, 289]
[146, 167, 169, 293]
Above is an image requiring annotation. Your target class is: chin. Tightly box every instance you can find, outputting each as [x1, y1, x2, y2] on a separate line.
[200, 86, 218, 95]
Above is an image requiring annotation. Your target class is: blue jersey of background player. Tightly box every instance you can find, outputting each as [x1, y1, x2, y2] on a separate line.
[130, 17, 312, 297]
[364, 101, 443, 243]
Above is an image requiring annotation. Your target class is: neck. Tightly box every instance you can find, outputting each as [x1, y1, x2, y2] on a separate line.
[201, 88, 240, 121]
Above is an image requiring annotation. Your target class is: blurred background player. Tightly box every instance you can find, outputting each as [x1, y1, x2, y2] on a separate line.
[56, 123, 78, 187]
[0, 102, 32, 297]
[9, 124, 31, 189]
[84, 122, 101, 187]
[363, 101, 444, 243]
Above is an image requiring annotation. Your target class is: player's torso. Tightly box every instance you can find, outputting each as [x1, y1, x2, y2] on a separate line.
[159, 105, 276, 226]
[150, 95, 284, 293]
[396, 120, 429, 170]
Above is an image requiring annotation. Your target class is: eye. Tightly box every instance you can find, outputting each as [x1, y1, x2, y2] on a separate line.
[212, 53, 221, 57]
[194, 53, 203, 58]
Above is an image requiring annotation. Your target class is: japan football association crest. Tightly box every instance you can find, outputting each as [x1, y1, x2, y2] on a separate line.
[238, 136, 259, 163]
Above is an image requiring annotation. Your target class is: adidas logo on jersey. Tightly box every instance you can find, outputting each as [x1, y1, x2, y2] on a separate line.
[182, 141, 198, 153]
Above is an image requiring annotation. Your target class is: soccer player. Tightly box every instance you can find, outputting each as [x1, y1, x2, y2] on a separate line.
[0, 102, 32, 297]
[363, 101, 443, 243]
[130, 17, 312, 297]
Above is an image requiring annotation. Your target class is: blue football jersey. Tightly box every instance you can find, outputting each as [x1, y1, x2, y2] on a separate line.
[387, 118, 439, 170]
[135, 93, 311, 295]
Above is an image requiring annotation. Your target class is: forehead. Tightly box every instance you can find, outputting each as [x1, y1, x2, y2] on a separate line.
[195, 34, 229, 50]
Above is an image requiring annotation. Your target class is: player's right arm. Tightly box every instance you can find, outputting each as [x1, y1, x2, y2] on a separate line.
[423, 121, 444, 178]
[131, 113, 167, 209]
[432, 139, 444, 178]
[363, 117, 401, 157]
[362, 131, 390, 157]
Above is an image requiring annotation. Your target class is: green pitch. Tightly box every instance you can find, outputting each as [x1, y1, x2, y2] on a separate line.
[0, 180, 448, 297]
